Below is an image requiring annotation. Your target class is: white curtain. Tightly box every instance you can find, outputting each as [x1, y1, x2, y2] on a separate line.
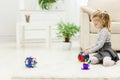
[65, 0, 88, 25]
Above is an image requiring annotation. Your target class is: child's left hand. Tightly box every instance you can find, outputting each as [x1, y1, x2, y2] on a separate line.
[83, 49, 89, 54]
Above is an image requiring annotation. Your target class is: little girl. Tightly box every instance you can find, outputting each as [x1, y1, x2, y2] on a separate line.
[83, 10, 119, 66]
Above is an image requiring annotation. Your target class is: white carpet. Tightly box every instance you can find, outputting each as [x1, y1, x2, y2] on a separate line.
[11, 50, 120, 80]
[1, 40, 120, 80]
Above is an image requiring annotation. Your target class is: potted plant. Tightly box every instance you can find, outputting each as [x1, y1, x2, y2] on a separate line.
[38, 0, 56, 10]
[56, 22, 80, 42]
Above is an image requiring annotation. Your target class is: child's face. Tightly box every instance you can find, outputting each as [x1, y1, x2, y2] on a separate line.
[92, 17, 103, 29]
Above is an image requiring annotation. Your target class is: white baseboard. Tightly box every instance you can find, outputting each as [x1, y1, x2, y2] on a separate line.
[0, 35, 16, 40]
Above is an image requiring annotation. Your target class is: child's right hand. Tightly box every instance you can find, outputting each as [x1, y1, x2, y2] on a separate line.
[83, 49, 89, 54]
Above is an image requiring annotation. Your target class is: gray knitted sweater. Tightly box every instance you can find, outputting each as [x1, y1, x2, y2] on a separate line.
[87, 27, 111, 53]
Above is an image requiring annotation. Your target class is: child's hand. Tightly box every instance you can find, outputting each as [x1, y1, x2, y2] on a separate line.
[83, 49, 89, 54]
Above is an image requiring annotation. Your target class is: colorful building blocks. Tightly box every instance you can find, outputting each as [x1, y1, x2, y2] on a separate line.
[78, 51, 91, 70]
[25, 57, 37, 68]
[78, 51, 89, 62]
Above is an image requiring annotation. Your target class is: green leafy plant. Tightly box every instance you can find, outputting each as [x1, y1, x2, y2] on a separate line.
[57, 22, 80, 42]
[38, 0, 56, 10]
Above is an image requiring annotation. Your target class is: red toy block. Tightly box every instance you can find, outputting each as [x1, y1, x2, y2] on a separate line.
[78, 54, 84, 62]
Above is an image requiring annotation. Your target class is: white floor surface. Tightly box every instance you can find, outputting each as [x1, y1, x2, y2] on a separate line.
[0, 40, 120, 80]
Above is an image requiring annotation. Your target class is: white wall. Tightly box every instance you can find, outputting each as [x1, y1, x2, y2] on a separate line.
[0, 0, 19, 39]
[0, 0, 88, 40]
[19, 0, 88, 24]
[19, 0, 83, 25]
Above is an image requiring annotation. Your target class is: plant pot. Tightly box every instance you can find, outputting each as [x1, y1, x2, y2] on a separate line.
[62, 41, 71, 50]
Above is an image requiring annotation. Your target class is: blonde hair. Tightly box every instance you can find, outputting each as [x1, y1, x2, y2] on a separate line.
[91, 10, 111, 32]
